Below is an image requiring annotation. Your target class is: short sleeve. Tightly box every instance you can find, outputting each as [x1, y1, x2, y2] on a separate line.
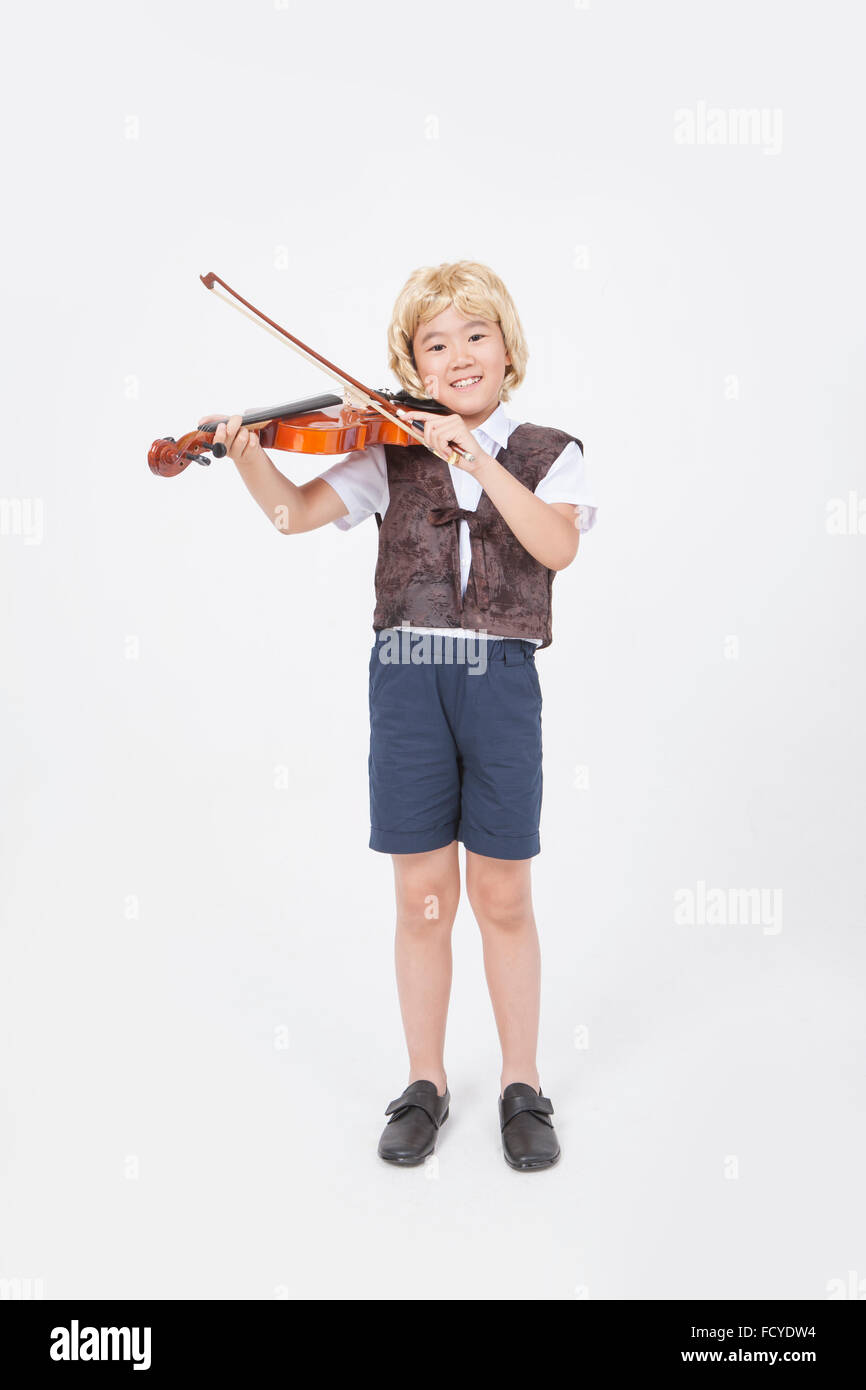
[534, 439, 598, 532]
[314, 444, 389, 530]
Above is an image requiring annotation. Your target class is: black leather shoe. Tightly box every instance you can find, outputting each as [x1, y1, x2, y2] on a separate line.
[499, 1083, 560, 1170]
[378, 1080, 450, 1165]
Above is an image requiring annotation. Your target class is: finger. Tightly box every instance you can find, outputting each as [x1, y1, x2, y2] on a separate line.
[198, 413, 229, 428]
[429, 422, 452, 450]
[432, 427, 463, 463]
[225, 414, 244, 445]
[427, 425, 452, 463]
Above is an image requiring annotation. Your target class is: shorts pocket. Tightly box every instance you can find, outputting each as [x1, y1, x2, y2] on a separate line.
[523, 658, 542, 705]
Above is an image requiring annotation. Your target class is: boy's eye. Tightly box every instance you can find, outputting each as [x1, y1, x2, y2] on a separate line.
[428, 334, 485, 351]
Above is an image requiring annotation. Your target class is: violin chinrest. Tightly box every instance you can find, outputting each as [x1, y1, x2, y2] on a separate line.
[383, 388, 453, 416]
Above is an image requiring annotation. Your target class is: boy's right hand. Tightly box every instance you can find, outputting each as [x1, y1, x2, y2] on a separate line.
[197, 413, 265, 466]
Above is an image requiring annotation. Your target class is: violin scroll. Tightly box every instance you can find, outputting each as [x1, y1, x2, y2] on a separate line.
[147, 430, 223, 477]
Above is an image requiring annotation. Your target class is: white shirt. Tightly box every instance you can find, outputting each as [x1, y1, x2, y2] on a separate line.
[316, 402, 598, 643]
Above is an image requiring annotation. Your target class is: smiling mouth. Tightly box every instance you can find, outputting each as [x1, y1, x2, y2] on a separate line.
[449, 376, 482, 391]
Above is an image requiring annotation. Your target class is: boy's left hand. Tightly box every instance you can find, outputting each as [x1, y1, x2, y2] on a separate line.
[395, 405, 484, 473]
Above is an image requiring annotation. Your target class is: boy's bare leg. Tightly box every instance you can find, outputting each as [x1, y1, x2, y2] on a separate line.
[464, 850, 541, 1097]
[391, 840, 461, 1097]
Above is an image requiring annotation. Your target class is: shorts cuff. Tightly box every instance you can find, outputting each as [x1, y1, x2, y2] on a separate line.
[458, 821, 541, 860]
[369, 822, 457, 854]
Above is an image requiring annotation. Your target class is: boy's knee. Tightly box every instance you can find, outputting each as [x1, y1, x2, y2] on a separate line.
[472, 893, 529, 932]
[394, 859, 460, 927]
[466, 868, 532, 931]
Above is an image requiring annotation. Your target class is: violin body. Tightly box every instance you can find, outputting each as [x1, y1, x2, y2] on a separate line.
[148, 390, 452, 478]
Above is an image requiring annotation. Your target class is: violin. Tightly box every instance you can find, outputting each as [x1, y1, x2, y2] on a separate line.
[148, 389, 457, 478]
[148, 273, 474, 478]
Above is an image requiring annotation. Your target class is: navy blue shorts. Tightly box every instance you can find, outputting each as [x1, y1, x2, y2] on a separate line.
[368, 629, 543, 860]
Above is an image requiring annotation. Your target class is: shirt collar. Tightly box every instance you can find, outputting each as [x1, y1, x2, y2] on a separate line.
[469, 401, 512, 454]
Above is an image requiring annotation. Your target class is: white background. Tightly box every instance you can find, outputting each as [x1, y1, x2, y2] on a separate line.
[1, 0, 864, 1300]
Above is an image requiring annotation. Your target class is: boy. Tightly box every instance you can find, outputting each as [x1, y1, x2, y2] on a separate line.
[206, 260, 597, 1171]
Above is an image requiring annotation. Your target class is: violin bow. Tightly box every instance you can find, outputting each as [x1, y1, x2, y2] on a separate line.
[199, 272, 474, 467]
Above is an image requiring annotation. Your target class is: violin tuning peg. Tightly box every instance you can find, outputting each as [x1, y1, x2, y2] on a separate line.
[212, 443, 227, 458]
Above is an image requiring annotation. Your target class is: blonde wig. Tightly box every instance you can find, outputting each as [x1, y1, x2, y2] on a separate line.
[387, 260, 528, 402]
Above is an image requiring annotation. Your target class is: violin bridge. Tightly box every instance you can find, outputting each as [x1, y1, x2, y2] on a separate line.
[343, 386, 371, 412]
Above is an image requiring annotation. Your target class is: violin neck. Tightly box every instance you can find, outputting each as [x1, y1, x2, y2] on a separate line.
[201, 393, 343, 434]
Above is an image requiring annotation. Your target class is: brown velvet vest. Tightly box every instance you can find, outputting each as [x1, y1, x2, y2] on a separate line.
[372, 423, 583, 650]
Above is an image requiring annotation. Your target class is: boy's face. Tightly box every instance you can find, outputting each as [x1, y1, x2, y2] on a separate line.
[411, 304, 511, 428]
